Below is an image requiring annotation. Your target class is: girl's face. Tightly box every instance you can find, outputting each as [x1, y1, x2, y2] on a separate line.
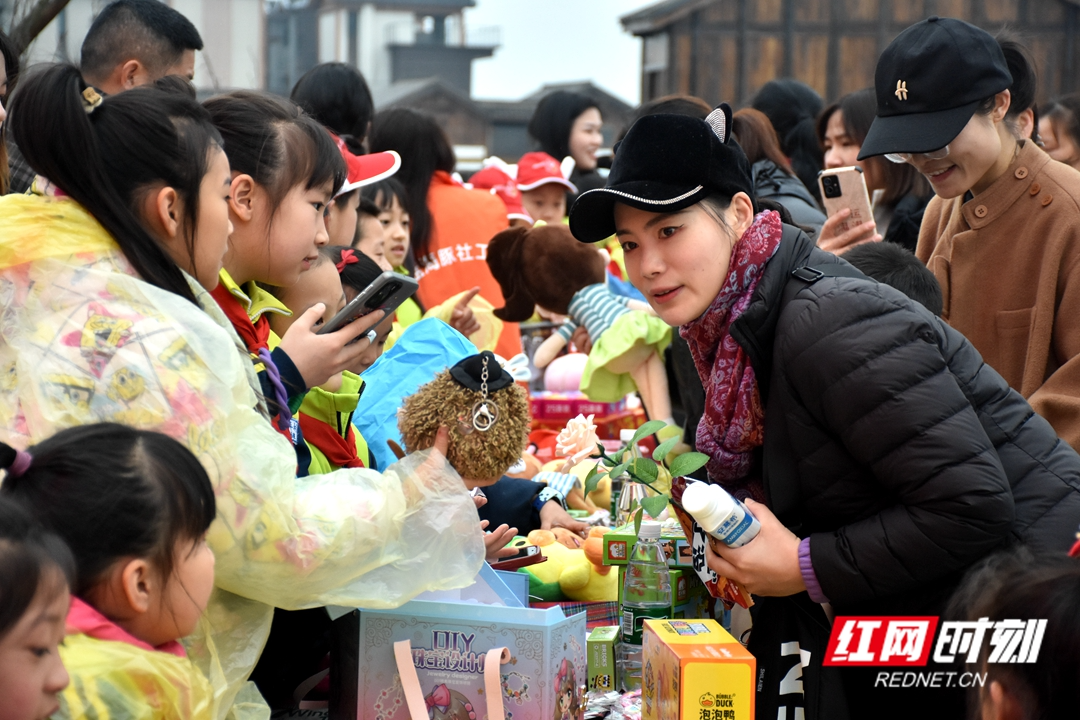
[615, 197, 753, 327]
[353, 219, 393, 272]
[569, 108, 603, 171]
[268, 260, 347, 338]
[522, 184, 567, 225]
[822, 111, 882, 192]
[191, 148, 233, 290]
[906, 93, 1012, 199]
[349, 313, 393, 375]
[0, 581, 70, 720]
[1039, 116, 1080, 169]
[153, 536, 215, 646]
[380, 195, 411, 268]
[265, 181, 333, 287]
[325, 191, 360, 248]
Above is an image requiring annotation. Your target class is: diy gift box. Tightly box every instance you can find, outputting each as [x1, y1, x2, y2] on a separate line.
[641, 619, 756, 720]
[344, 565, 588, 720]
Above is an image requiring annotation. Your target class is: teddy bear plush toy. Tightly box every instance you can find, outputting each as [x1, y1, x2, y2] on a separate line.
[486, 224, 676, 431]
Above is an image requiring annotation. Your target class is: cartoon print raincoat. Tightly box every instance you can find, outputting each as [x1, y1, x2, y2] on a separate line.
[0, 194, 485, 718]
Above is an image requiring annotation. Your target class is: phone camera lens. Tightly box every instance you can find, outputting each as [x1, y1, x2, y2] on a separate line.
[822, 176, 843, 199]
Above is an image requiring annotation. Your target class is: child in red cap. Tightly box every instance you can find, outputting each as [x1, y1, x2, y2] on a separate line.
[516, 151, 576, 225]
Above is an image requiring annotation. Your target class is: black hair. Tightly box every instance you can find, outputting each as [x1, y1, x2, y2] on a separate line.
[617, 94, 711, 142]
[841, 242, 943, 316]
[9, 64, 223, 305]
[751, 79, 824, 202]
[996, 33, 1040, 142]
[0, 423, 215, 600]
[527, 91, 600, 161]
[1041, 94, 1080, 164]
[80, 0, 203, 84]
[0, 29, 20, 195]
[815, 88, 931, 206]
[948, 550, 1080, 720]
[320, 245, 383, 297]
[0, 496, 74, 639]
[290, 63, 374, 155]
[369, 108, 454, 260]
[361, 176, 408, 212]
[204, 91, 346, 221]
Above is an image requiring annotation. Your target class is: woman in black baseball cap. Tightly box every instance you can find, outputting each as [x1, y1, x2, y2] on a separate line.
[863, 17, 1080, 451]
[566, 105, 1041, 718]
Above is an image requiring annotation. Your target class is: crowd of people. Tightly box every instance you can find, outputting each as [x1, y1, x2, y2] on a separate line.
[2, 3, 1080, 720]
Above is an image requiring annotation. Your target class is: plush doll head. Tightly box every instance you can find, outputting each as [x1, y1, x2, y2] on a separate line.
[399, 351, 530, 483]
[487, 224, 606, 321]
[424, 684, 477, 720]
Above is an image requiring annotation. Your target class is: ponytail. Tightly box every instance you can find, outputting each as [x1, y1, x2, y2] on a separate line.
[8, 65, 220, 304]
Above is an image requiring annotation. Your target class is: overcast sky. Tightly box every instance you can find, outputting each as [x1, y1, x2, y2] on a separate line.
[464, 0, 657, 105]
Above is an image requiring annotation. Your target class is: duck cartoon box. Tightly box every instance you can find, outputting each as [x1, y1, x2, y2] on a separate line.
[641, 618, 755, 720]
[355, 565, 587, 720]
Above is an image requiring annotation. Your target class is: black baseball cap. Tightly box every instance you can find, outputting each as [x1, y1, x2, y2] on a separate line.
[858, 17, 1012, 160]
[568, 104, 756, 243]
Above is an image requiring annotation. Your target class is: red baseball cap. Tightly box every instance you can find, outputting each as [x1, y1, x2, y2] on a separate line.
[469, 164, 532, 223]
[333, 135, 401, 196]
[516, 151, 577, 193]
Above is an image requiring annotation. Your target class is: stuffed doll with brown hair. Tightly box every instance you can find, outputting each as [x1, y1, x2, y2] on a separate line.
[486, 223, 674, 427]
[399, 351, 531, 483]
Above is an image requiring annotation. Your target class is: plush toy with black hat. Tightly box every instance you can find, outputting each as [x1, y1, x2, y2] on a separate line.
[485, 223, 675, 429]
[858, 16, 1012, 160]
[398, 351, 530, 483]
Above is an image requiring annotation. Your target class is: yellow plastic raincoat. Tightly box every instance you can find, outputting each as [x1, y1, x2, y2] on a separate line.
[0, 195, 485, 717]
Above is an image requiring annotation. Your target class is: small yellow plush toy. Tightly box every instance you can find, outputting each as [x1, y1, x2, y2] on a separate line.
[526, 529, 618, 602]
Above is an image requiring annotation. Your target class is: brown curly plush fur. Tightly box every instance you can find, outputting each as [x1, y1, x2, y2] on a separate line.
[399, 370, 530, 481]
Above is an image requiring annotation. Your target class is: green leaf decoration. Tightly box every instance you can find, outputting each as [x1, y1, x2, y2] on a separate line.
[584, 465, 606, 497]
[632, 458, 658, 483]
[652, 436, 680, 463]
[669, 451, 710, 478]
[630, 420, 667, 446]
[640, 494, 670, 519]
[633, 507, 644, 536]
[608, 461, 630, 480]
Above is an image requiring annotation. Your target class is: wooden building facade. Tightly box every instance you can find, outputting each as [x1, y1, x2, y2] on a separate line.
[622, 0, 1080, 106]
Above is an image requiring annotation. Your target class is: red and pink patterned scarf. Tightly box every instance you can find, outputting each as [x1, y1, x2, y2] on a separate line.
[680, 210, 783, 499]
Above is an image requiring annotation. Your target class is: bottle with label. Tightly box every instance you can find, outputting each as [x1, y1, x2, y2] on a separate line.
[681, 481, 761, 548]
[617, 520, 671, 692]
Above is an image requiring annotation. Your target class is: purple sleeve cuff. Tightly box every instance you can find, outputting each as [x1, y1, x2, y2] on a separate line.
[799, 537, 829, 604]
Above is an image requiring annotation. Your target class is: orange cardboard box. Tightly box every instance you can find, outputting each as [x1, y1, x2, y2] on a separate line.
[642, 618, 755, 720]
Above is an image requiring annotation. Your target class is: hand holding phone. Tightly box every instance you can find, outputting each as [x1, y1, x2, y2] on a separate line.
[817, 167, 881, 253]
[317, 271, 418, 336]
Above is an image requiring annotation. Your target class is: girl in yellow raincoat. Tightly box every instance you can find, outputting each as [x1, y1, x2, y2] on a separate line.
[2, 424, 220, 719]
[0, 66, 483, 718]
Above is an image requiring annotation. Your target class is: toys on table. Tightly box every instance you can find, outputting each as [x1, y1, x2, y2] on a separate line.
[519, 529, 618, 603]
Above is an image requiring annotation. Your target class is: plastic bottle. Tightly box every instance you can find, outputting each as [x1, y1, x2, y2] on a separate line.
[681, 481, 761, 548]
[617, 521, 671, 692]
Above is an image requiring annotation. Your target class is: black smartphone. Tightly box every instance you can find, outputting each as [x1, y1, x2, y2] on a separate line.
[316, 271, 418, 336]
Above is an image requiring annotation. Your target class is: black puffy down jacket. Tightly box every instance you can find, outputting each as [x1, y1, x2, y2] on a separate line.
[730, 226, 1080, 615]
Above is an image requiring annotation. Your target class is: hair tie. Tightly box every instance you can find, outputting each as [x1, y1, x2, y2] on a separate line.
[82, 86, 103, 115]
[336, 249, 359, 273]
[7, 450, 32, 478]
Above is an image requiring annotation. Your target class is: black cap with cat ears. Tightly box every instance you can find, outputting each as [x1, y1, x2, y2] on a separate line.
[568, 103, 756, 243]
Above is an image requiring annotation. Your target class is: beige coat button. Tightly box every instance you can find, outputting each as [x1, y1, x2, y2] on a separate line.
[1042, 194, 1053, 206]
[974, 205, 989, 217]
[1015, 167, 1029, 179]
[1029, 182, 1041, 196]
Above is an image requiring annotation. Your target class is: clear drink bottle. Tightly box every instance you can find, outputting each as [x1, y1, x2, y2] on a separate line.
[617, 520, 671, 692]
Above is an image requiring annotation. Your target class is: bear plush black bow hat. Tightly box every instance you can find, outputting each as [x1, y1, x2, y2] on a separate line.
[568, 103, 756, 243]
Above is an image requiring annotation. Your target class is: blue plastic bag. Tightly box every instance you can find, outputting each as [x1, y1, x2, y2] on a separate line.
[354, 318, 477, 470]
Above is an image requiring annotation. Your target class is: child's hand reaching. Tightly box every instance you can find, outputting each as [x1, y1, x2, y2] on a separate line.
[278, 305, 384, 389]
[449, 287, 482, 337]
[481, 520, 518, 562]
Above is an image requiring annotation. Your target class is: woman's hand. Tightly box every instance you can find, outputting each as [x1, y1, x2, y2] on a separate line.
[539, 501, 590, 537]
[278, 305, 385, 389]
[449, 287, 482, 337]
[704, 499, 806, 597]
[817, 209, 881, 254]
[481, 520, 519, 562]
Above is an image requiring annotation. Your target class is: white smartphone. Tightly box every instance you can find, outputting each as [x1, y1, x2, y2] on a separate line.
[316, 271, 418, 336]
[818, 167, 875, 234]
